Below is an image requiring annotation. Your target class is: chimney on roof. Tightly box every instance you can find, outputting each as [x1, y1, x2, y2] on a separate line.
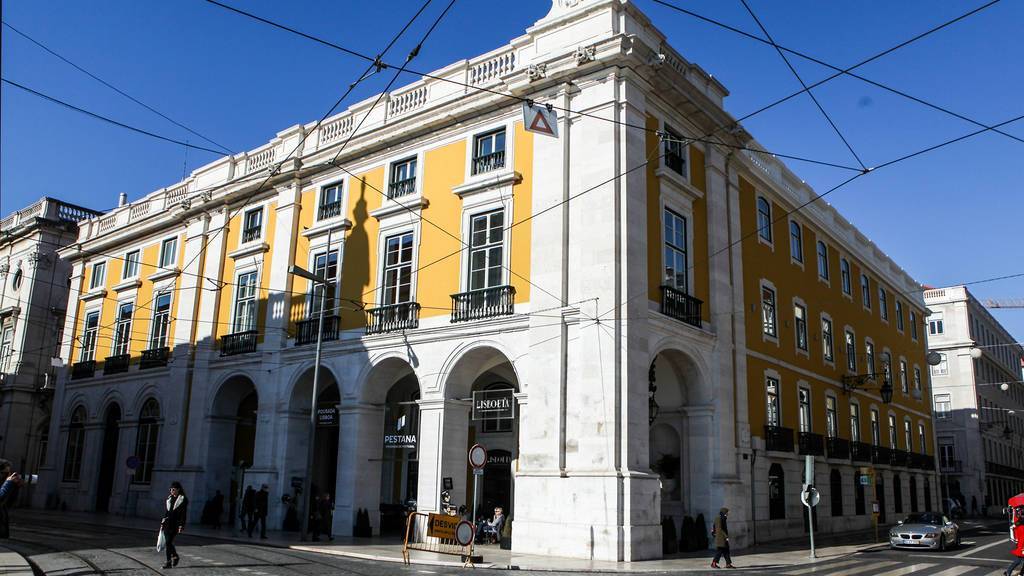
[118, 193, 128, 207]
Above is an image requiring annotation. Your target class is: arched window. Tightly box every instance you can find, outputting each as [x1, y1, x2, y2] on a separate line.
[757, 197, 772, 242]
[63, 406, 87, 482]
[133, 399, 160, 484]
[789, 221, 803, 262]
[817, 241, 829, 280]
[909, 476, 919, 512]
[769, 463, 785, 519]
[830, 469, 843, 517]
[924, 478, 932, 511]
[893, 473, 903, 514]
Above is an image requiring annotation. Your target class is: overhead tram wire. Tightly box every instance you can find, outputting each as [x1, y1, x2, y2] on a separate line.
[738, 0, 866, 171]
[2, 20, 233, 155]
[650, 0, 1023, 146]
[593, 112, 1024, 321]
[109, 0, 438, 338]
[1, 78, 226, 155]
[199, 0, 864, 174]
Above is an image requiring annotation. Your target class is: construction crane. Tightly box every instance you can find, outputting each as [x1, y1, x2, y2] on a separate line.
[984, 298, 1024, 309]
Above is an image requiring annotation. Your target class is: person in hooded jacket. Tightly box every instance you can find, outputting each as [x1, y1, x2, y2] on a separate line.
[161, 482, 188, 568]
[1005, 506, 1024, 576]
[711, 507, 735, 569]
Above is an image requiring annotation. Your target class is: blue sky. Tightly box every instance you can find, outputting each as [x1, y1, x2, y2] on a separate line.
[2, 0, 1022, 342]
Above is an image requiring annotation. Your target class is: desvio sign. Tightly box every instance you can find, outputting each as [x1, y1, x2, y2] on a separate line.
[427, 512, 460, 540]
[472, 389, 514, 421]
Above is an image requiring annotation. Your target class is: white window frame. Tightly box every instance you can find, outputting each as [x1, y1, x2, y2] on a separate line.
[861, 274, 871, 310]
[232, 269, 260, 333]
[879, 286, 889, 322]
[765, 372, 782, 427]
[913, 365, 922, 394]
[844, 327, 857, 373]
[850, 400, 861, 442]
[307, 246, 341, 319]
[89, 261, 107, 290]
[463, 119, 514, 182]
[825, 394, 838, 438]
[929, 312, 944, 335]
[895, 300, 905, 333]
[756, 195, 773, 247]
[458, 189, 513, 294]
[662, 207, 690, 294]
[864, 338, 876, 375]
[471, 127, 508, 176]
[840, 257, 852, 297]
[317, 179, 346, 222]
[80, 309, 101, 362]
[150, 291, 173, 350]
[241, 206, 264, 244]
[917, 421, 927, 454]
[798, 385, 812, 433]
[821, 313, 835, 364]
[910, 310, 918, 341]
[661, 123, 690, 180]
[111, 300, 134, 357]
[760, 280, 778, 342]
[816, 240, 830, 283]
[932, 352, 948, 376]
[380, 230, 416, 306]
[789, 219, 804, 266]
[158, 237, 178, 269]
[899, 357, 909, 394]
[887, 412, 898, 449]
[903, 418, 913, 451]
[793, 298, 809, 355]
[387, 154, 420, 199]
[123, 250, 140, 280]
[0, 326, 13, 371]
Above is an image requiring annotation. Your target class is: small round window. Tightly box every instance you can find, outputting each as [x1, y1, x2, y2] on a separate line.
[11, 269, 23, 291]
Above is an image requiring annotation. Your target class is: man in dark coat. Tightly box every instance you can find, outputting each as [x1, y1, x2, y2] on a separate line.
[711, 507, 735, 569]
[241, 485, 255, 533]
[249, 484, 269, 539]
[312, 493, 333, 542]
[161, 482, 188, 568]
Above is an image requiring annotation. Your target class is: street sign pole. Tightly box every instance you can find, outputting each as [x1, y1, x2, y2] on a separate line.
[468, 445, 487, 528]
[804, 456, 816, 559]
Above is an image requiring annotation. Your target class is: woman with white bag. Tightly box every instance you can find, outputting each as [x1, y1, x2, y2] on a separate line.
[158, 482, 188, 568]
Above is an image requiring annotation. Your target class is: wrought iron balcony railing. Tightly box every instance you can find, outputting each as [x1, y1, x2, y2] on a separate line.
[659, 285, 703, 328]
[764, 425, 795, 453]
[471, 150, 505, 175]
[242, 227, 261, 243]
[71, 360, 96, 380]
[220, 330, 258, 356]
[850, 441, 873, 463]
[872, 445, 892, 465]
[295, 316, 340, 346]
[388, 177, 416, 198]
[939, 459, 962, 473]
[826, 436, 850, 460]
[317, 201, 342, 221]
[139, 347, 170, 369]
[890, 449, 909, 467]
[451, 285, 515, 323]
[799, 431, 825, 456]
[366, 302, 420, 335]
[664, 150, 686, 175]
[104, 354, 130, 375]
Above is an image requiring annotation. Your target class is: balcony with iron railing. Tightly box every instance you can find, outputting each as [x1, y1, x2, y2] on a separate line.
[220, 331, 258, 356]
[664, 150, 686, 175]
[826, 436, 850, 460]
[850, 441, 873, 462]
[659, 285, 703, 328]
[890, 449, 909, 468]
[798, 431, 825, 456]
[451, 285, 515, 323]
[919, 454, 935, 470]
[71, 360, 96, 380]
[939, 459, 963, 473]
[471, 151, 505, 175]
[104, 354, 130, 375]
[388, 177, 416, 199]
[318, 201, 342, 221]
[139, 347, 170, 369]
[366, 302, 420, 335]
[764, 425, 795, 453]
[242, 227, 261, 243]
[294, 316, 340, 346]
[872, 445, 893, 465]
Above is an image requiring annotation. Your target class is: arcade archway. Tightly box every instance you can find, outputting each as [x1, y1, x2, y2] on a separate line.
[207, 375, 258, 525]
[285, 366, 340, 528]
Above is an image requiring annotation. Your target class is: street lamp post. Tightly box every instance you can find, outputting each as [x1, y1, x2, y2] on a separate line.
[288, 228, 333, 542]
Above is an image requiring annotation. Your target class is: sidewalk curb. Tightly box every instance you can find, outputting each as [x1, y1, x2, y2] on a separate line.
[0, 544, 34, 576]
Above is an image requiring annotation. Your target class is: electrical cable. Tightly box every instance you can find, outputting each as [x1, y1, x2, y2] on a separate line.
[1, 78, 226, 155]
[2, 20, 234, 155]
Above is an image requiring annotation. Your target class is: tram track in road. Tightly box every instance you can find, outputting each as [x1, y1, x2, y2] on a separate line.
[3, 532, 165, 576]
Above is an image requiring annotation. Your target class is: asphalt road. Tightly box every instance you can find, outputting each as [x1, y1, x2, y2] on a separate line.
[2, 514, 1019, 576]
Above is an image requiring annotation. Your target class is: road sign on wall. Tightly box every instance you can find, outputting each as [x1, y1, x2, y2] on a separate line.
[522, 102, 558, 138]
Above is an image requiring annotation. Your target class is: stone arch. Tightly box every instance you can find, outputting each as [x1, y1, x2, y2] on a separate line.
[129, 384, 162, 418]
[206, 370, 261, 416]
[205, 373, 259, 515]
[357, 352, 420, 405]
[97, 389, 127, 422]
[649, 340, 712, 404]
[438, 340, 521, 401]
[64, 396, 90, 422]
[284, 360, 343, 409]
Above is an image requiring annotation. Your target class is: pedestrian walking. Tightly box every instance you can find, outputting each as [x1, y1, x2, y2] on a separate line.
[248, 484, 269, 539]
[1005, 505, 1024, 576]
[159, 482, 188, 569]
[241, 485, 255, 534]
[312, 493, 333, 542]
[0, 459, 24, 539]
[710, 507, 735, 569]
[211, 490, 224, 529]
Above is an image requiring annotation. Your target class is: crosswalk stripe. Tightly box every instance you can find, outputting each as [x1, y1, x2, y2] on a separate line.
[873, 564, 936, 576]
[927, 567, 980, 576]
[782, 559, 862, 574]
[832, 561, 899, 575]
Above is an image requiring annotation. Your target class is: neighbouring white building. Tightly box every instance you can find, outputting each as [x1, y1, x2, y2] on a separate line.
[0, 197, 102, 503]
[925, 285, 1024, 515]
[38, 0, 938, 561]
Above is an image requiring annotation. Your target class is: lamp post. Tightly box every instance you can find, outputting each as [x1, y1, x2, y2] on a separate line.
[288, 229, 333, 542]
